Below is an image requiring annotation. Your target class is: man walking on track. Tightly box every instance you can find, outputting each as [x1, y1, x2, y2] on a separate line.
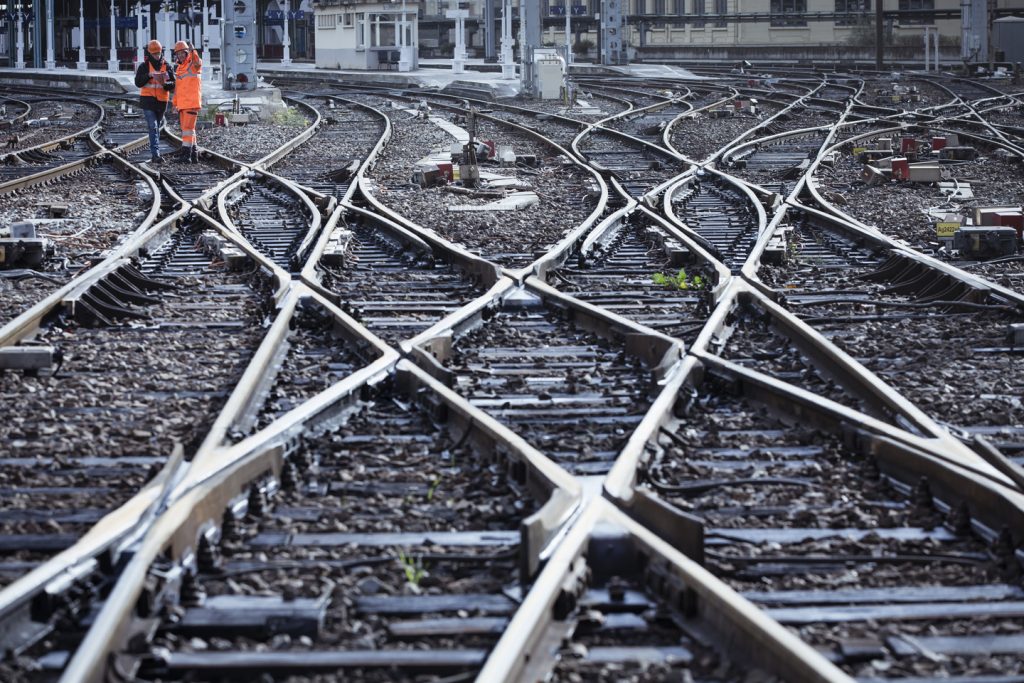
[134, 40, 174, 164]
[172, 40, 203, 163]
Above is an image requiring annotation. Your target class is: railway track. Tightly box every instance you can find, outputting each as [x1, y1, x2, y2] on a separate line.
[0, 215, 271, 588]
[428, 286, 678, 477]
[0, 96, 105, 187]
[361, 91, 601, 270]
[757, 208, 1024, 462]
[0, 155, 160, 327]
[542, 209, 717, 344]
[316, 210, 488, 346]
[641, 372, 1024, 681]
[667, 171, 765, 272]
[222, 173, 321, 272]
[270, 94, 386, 198]
[1, 71, 1023, 683]
[577, 123, 687, 198]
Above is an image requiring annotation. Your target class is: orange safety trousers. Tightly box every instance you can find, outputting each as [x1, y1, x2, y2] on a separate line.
[179, 109, 199, 148]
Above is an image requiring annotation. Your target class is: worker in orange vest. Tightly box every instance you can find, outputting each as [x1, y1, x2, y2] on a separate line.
[172, 40, 203, 163]
[133, 40, 174, 164]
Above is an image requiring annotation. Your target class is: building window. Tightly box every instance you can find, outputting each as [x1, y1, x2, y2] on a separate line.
[899, 0, 933, 25]
[713, 0, 726, 26]
[692, 0, 704, 27]
[835, 0, 869, 26]
[771, 0, 806, 26]
[317, 13, 337, 29]
[356, 13, 365, 47]
[654, 0, 665, 14]
[342, 12, 354, 27]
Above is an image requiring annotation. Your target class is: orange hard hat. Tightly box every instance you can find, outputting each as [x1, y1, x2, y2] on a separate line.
[173, 41, 189, 53]
[147, 40, 162, 54]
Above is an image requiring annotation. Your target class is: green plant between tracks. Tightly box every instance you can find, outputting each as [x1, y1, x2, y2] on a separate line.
[397, 549, 427, 587]
[652, 268, 704, 291]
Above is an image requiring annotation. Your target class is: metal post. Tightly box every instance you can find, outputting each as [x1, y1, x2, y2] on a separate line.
[15, 11, 25, 69]
[875, 0, 883, 70]
[924, 27, 929, 71]
[987, 0, 994, 71]
[45, 0, 55, 68]
[162, 4, 170, 58]
[32, 0, 42, 67]
[483, 0, 495, 61]
[281, 0, 291, 65]
[201, 0, 211, 78]
[77, 0, 87, 68]
[135, 2, 143, 65]
[108, 0, 118, 70]
[447, 8, 467, 74]
[933, 27, 940, 71]
[500, 0, 514, 78]
[565, 1, 571, 64]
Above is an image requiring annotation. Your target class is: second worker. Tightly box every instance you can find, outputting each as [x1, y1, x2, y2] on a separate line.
[172, 40, 203, 163]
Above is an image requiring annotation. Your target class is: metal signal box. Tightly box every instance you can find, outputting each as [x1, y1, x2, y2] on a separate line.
[953, 227, 1018, 258]
[222, 0, 258, 90]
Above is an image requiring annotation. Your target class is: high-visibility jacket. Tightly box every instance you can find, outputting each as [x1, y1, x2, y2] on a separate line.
[140, 61, 170, 103]
[174, 54, 203, 111]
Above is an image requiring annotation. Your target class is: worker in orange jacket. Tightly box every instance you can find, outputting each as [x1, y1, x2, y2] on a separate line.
[134, 40, 174, 164]
[172, 40, 203, 163]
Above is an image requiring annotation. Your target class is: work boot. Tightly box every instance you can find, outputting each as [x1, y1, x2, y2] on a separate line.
[150, 154, 165, 165]
[188, 147, 200, 164]
[171, 147, 191, 162]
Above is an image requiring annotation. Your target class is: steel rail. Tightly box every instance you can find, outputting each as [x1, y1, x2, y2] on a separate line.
[251, 96, 322, 170]
[0, 95, 31, 126]
[660, 163, 770, 276]
[730, 97, 858, 279]
[666, 87, 796, 164]
[0, 151, 166, 346]
[689, 279, 1019, 490]
[354, 91, 608, 282]
[785, 199, 1024, 312]
[189, 280, 395, 462]
[659, 89, 737, 163]
[215, 168, 323, 272]
[478, 496, 853, 683]
[57, 360, 394, 683]
[57, 344, 588, 681]
[0, 96, 103, 164]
